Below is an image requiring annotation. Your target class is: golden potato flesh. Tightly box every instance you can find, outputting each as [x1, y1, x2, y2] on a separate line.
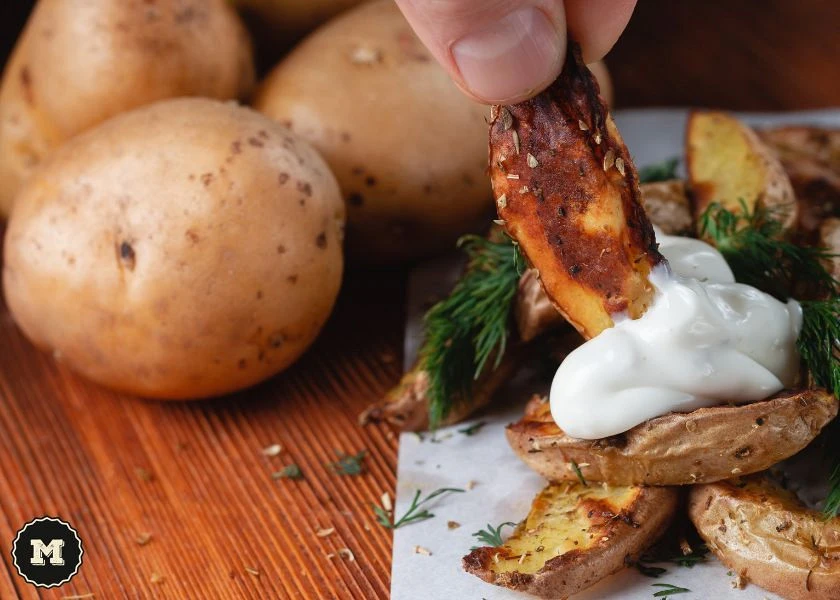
[3, 98, 344, 399]
[0, 0, 255, 217]
[253, 0, 492, 263]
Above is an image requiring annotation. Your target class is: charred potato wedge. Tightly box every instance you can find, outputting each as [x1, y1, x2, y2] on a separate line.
[507, 390, 838, 486]
[758, 126, 840, 235]
[463, 482, 678, 598]
[490, 43, 662, 339]
[689, 476, 840, 600]
[516, 180, 692, 342]
[687, 111, 797, 234]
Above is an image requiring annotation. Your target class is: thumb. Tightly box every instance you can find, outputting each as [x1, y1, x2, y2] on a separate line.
[394, 0, 567, 104]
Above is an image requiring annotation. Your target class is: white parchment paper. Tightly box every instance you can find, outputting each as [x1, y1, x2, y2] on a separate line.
[391, 109, 840, 600]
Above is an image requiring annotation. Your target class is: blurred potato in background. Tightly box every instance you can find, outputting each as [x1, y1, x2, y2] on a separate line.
[0, 0, 255, 218]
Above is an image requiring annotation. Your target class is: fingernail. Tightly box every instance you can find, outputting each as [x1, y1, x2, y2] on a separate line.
[451, 7, 565, 103]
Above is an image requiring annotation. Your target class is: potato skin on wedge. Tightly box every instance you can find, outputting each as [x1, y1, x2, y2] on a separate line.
[507, 390, 838, 486]
[689, 476, 840, 600]
[687, 111, 797, 233]
[463, 482, 678, 599]
[490, 43, 662, 340]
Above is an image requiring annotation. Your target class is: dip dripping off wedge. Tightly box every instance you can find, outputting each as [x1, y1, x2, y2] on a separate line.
[489, 42, 663, 339]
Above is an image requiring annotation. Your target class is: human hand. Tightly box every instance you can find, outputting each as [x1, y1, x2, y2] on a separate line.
[393, 0, 636, 104]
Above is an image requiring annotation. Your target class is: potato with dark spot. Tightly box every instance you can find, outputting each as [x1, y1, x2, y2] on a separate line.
[3, 98, 344, 399]
[0, 0, 255, 218]
[254, 0, 492, 263]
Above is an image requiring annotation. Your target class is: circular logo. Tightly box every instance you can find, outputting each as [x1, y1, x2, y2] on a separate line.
[12, 517, 83, 588]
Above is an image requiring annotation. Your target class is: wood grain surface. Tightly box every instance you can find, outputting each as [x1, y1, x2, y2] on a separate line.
[0, 1, 839, 599]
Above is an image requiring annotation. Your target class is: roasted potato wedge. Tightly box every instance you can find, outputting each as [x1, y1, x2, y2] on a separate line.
[362, 330, 583, 431]
[687, 111, 797, 234]
[507, 390, 838, 486]
[360, 347, 524, 431]
[689, 476, 840, 600]
[758, 126, 840, 236]
[463, 482, 678, 598]
[490, 43, 662, 340]
[515, 180, 692, 342]
[641, 179, 693, 236]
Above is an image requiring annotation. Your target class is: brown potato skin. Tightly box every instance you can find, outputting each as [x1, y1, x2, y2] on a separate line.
[0, 0, 255, 218]
[254, 0, 491, 264]
[689, 476, 840, 600]
[464, 484, 679, 599]
[3, 98, 344, 400]
[687, 111, 797, 234]
[507, 390, 838, 486]
[491, 43, 662, 340]
[758, 126, 840, 237]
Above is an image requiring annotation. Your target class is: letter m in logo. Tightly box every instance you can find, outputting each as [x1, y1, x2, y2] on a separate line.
[30, 539, 65, 566]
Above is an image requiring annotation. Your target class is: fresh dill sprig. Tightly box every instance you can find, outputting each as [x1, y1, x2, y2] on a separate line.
[698, 201, 838, 299]
[471, 521, 517, 548]
[699, 201, 840, 516]
[570, 460, 588, 486]
[638, 157, 679, 183]
[651, 583, 691, 597]
[373, 487, 464, 529]
[327, 450, 367, 476]
[457, 421, 487, 436]
[272, 464, 303, 480]
[798, 298, 840, 515]
[420, 235, 523, 429]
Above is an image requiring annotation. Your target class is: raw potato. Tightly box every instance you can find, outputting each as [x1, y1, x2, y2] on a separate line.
[253, 0, 491, 263]
[0, 0, 255, 218]
[233, 0, 369, 56]
[758, 126, 840, 236]
[3, 98, 344, 399]
[491, 43, 663, 340]
[507, 390, 838, 486]
[463, 482, 679, 598]
[689, 476, 840, 600]
[687, 111, 797, 234]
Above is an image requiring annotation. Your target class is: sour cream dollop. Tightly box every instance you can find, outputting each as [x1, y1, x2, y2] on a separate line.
[549, 228, 802, 439]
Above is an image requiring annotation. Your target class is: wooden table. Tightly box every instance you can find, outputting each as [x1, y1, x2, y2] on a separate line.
[1, 1, 839, 598]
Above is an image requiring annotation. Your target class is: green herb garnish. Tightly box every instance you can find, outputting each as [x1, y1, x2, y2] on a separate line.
[570, 460, 588, 486]
[699, 201, 840, 516]
[636, 563, 667, 578]
[471, 522, 517, 548]
[638, 158, 679, 183]
[373, 487, 465, 529]
[699, 200, 838, 299]
[458, 421, 487, 436]
[651, 583, 691, 597]
[420, 235, 522, 429]
[272, 464, 303, 480]
[328, 450, 367, 476]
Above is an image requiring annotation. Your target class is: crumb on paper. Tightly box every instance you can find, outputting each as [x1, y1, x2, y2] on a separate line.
[316, 527, 335, 538]
[447, 521, 461, 530]
[245, 567, 260, 577]
[149, 572, 164, 584]
[414, 545, 431, 556]
[466, 480, 478, 490]
[261, 443, 282, 457]
[381, 492, 392, 512]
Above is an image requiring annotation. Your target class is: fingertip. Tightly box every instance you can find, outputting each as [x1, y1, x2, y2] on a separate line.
[565, 0, 636, 62]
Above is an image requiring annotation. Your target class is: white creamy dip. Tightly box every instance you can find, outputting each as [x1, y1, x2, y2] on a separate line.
[549, 228, 802, 439]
